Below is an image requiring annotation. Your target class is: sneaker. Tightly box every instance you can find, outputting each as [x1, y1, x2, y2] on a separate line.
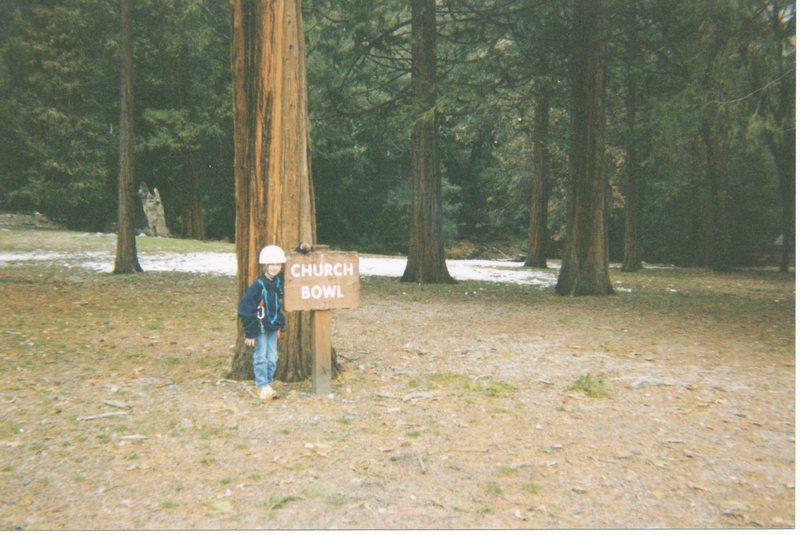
[258, 385, 274, 400]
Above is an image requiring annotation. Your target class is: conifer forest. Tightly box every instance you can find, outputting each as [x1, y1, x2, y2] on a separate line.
[0, 1, 794, 272]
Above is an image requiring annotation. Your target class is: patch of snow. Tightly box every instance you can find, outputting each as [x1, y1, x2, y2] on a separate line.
[136, 252, 237, 276]
[445, 259, 557, 286]
[361, 256, 558, 286]
[0, 252, 75, 263]
[0, 250, 561, 288]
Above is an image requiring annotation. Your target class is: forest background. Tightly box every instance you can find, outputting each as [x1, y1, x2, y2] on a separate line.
[0, 0, 794, 270]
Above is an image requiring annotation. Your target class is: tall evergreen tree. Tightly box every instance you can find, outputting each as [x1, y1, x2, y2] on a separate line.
[556, 0, 613, 296]
[744, 0, 795, 272]
[229, 0, 324, 382]
[618, 1, 645, 272]
[0, 1, 119, 229]
[401, 0, 454, 283]
[113, 0, 143, 274]
[524, 90, 551, 269]
[136, 0, 232, 241]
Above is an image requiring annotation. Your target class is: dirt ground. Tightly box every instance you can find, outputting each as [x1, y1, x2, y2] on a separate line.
[0, 239, 795, 529]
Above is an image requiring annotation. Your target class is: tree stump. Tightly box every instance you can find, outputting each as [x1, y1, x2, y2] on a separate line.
[138, 182, 170, 237]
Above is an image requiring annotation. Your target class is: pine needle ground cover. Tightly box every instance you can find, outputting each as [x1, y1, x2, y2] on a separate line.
[0, 225, 794, 529]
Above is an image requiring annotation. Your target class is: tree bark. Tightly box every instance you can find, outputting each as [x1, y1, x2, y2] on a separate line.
[555, 0, 612, 296]
[525, 92, 550, 269]
[621, 74, 642, 272]
[773, 129, 795, 273]
[401, 0, 455, 284]
[173, 53, 206, 240]
[702, 115, 732, 272]
[229, 0, 325, 382]
[113, 0, 142, 274]
[763, 4, 795, 273]
[180, 152, 206, 240]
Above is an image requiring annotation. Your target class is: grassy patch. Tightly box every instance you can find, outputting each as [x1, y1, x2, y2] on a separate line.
[0, 420, 21, 439]
[303, 483, 347, 506]
[467, 379, 517, 398]
[411, 372, 518, 398]
[486, 482, 503, 496]
[161, 500, 179, 510]
[207, 499, 234, 514]
[522, 482, 542, 494]
[569, 374, 610, 398]
[266, 492, 303, 513]
[497, 465, 517, 476]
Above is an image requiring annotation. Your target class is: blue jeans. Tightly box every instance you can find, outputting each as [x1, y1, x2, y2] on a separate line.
[253, 331, 278, 388]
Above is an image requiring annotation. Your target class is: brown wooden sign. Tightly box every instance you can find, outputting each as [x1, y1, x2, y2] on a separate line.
[283, 249, 360, 312]
[283, 247, 360, 395]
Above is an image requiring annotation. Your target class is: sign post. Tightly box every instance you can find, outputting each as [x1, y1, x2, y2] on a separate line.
[311, 309, 332, 395]
[284, 246, 359, 395]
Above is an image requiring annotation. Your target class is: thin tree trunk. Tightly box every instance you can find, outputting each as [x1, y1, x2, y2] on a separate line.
[173, 53, 206, 240]
[181, 152, 205, 240]
[702, 116, 732, 271]
[555, 0, 612, 296]
[230, 0, 325, 382]
[401, 0, 454, 284]
[774, 131, 795, 273]
[525, 92, 550, 269]
[113, 0, 142, 274]
[621, 74, 642, 272]
[459, 123, 493, 239]
[764, 5, 795, 273]
[693, 16, 733, 272]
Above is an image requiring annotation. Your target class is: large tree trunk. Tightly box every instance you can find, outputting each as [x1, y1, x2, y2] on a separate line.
[555, 0, 612, 296]
[621, 74, 642, 272]
[229, 0, 323, 382]
[525, 92, 550, 269]
[113, 0, 142, 274]
[401, 0, 454, 284]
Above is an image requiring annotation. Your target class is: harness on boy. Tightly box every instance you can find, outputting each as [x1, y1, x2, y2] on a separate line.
[256, 277, 282, 332]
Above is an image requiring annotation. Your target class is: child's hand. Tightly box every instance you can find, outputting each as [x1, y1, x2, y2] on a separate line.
[244, 338, 256, 347]
[277, 330, 284, 341]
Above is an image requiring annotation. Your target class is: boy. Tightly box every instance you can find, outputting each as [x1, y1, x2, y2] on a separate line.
[238, 245, 286, 400]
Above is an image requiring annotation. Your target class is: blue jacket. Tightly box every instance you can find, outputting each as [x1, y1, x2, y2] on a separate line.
[238, 273, 285, 338]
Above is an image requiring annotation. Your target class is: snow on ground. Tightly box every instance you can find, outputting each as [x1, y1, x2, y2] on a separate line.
[360, 256, 559, 286]
[0, 250, 559, 287]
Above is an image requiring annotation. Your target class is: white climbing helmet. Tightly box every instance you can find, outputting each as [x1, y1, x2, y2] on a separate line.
[258, 245, 286, 264]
